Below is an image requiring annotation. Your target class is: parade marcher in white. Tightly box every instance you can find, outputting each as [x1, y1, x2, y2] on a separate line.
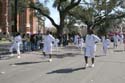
[42, 31, 55, 62]
[84, 30, 100, 68]
[123, 33, 125, 51]
[74, 33, 79, 47]
[101, 36, 105, 42]
[102, 36, 110, 55]
[113, 33, 119, 48]
[119, 32, 124, 44]
[78, 36, 84, 50]
[9, 32, 22, 58]
[54, 38, 60, 52]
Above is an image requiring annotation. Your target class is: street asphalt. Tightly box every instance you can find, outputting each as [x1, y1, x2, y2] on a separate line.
[0, 43, 125, 83]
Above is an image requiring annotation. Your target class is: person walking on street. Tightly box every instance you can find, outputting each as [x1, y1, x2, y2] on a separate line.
[84, 29, 100, 68]
[54, 38, 60, 52]
[9, 32, 22, 58]
[102, 35, 110, 55]
[74, 33, 80, 47]
[113, 33, 119, 48]
[42, 31, 55, 62]
[78, 35, 84, 50]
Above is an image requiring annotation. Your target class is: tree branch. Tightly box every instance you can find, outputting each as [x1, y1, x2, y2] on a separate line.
[30, 4, 59, 28]
[57, 1, 61, 12]
[92, 13, 125, 28]
[63, 0, 81, 13]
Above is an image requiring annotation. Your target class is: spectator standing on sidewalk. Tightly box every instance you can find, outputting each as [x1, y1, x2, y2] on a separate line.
[22, 34, 27, 52]
[42, 31, 55, 62]
[84, 29, 100, 68]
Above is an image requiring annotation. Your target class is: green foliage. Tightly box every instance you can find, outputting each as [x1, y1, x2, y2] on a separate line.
[29, 0, 125, 35]
[9, 0, 29, 13]
[17, 0, 29, 13]
[30, 0, 81, 35]
[53, 0, 70, 10]
[30, 1, 50, 15]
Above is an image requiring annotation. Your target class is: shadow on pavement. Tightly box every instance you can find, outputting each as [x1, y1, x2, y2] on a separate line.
[114, 50, 124, 52]
[108, 47, 114, 49]
[95, 55, 106, 57]
[0, 52, 10, 55]
[12, 61, 47, 65]
[61, 46, 85, 50]
[52, 53, 81, 58]
[47, 67, 86, 74]
[0, 55, 15, 60]
[61, 46, 78, 49]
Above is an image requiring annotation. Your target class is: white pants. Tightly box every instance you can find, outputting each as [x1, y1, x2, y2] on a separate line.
[103, 46, 108, 55]
[9, 42, 21, 55]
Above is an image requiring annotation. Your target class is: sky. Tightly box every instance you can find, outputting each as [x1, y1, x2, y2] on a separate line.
[39, 0, 91, 27]
[39, 0, 125, 27]
[39, 0, 59, 27]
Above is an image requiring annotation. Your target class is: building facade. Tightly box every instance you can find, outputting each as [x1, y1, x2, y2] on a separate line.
[0, 0, 43, 35]
[0, 0, 8, 33]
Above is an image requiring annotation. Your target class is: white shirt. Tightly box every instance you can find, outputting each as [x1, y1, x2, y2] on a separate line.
[43, 34, 55, 46]
[74, 35, 79, 44]
[54, 38, 59, 47]
[78, 38, 84, 46]
[85, 34, 100, 47]
[14, 35, 22, 44]
[113, 35, 119, 42]
[103, 39, 110, 48]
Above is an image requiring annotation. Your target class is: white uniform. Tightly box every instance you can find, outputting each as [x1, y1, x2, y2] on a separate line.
[54, 38, 60, 51]
[113, 35, 119, 48]
[85, 34, 100, 57]
[9, 35, 22, 55]
[74, 35, 79, 47]
[54, 38, 59, 47]
[101, 36, 105, 42]
[102, 38, 110, 55]
[119, 34, 124, 44]
[43, 34, 55, 54]
[78, 38, 84, 49]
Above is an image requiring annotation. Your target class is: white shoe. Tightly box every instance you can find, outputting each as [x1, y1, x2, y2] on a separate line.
[49, 59, 52, 62]
[17, 56, 21, 59]
[85, 64, 89, 68]
[91, 64, 95, 68]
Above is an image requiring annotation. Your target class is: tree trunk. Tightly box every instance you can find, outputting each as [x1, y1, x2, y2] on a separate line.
[87, 24, 93, 33]
[56, 13, 65, 36]
[14, 0, 18, 33]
